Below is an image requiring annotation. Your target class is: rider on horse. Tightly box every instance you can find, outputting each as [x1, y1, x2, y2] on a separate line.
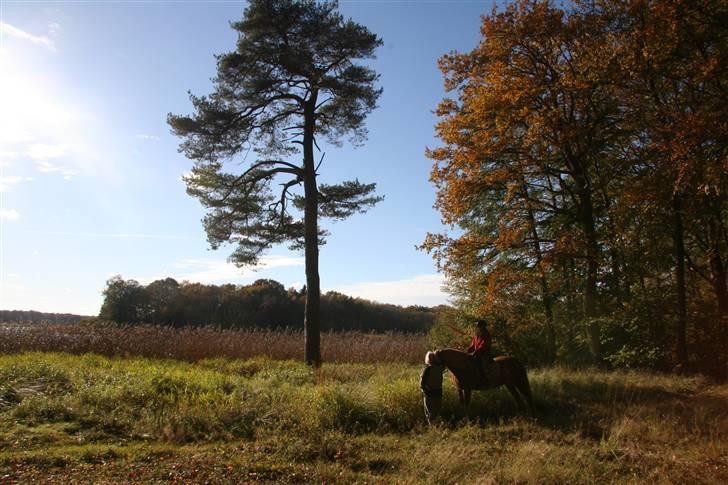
[467, 319, 493, 385]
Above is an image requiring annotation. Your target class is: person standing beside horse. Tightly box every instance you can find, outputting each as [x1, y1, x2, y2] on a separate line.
[467, 319, 493, 384]
[420, 352, 444, 425]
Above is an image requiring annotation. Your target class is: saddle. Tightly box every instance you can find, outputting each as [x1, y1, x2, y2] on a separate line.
[474, 360, 500, 389]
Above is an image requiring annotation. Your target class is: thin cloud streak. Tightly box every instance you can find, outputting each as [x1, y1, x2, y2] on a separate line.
[135, 134, 160, 141]
[0, 22, 56, 51]
[24, 231, 203, 240]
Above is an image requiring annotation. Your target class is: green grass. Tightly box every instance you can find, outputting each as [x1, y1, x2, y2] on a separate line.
[1, 352, 726, 483]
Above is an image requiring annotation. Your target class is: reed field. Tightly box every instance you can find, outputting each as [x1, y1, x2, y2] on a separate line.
[0, 322, 427, 364]
[0, 323, 726, 483]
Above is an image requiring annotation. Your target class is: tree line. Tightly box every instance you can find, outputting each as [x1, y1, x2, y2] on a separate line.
[422, 0, 727, 374]
[99, 276, 438, 333]
[0, 310, 89, 324]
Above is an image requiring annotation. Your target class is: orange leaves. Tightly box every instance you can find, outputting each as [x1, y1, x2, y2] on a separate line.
[424, 1, 629, 329]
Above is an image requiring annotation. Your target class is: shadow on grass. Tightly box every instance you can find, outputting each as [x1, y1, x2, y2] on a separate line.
[431, 375, 710, 440]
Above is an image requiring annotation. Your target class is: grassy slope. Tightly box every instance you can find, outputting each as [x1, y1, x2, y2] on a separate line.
[0, 352, 726, 483]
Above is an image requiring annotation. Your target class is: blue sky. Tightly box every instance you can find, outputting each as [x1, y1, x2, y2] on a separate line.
[0, 0, 488, 315]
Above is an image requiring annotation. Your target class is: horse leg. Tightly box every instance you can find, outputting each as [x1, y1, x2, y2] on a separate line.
[462, 388, 472, 406]
[506, 383, 525, 411]
[457, 388, 472, 406]
[517, 379, 535, 415]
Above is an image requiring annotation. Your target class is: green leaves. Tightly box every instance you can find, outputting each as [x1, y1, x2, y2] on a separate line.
[168, 0, 382, 269]
[316, 180, 383, 220]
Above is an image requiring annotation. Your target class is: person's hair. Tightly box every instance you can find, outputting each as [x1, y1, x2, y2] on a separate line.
[475, 319, 488, 328]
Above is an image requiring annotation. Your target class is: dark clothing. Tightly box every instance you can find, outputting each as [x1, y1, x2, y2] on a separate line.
[420, 364, 444, 424]
[419, 365, 443, 398]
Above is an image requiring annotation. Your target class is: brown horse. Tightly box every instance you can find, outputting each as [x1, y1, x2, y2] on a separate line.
[425, 349, 534, 413]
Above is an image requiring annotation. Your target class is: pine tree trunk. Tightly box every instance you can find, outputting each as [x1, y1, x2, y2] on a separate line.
[303, 92, 322, 366]
[672, 193, 688, 365]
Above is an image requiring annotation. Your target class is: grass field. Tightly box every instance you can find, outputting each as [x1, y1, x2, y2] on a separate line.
[1, 348, 726, 483]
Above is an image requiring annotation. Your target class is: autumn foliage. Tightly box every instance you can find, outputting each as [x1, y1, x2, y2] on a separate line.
[423, 0, 727, 374]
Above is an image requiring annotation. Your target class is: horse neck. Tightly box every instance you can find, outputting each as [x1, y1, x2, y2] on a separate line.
[438, 349, 474, 374]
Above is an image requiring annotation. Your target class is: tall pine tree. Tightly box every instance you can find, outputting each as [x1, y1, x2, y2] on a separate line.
[168, 0, 383, 365]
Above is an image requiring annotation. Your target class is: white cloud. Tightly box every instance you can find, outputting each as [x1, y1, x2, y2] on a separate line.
[25, 230, 201, 240]
[28, 143, 69, 160]
[332, 274, 449, 307]
[0, 151, 19, 164]
[35, 160, 75, 179]
[160, 256, 304, 284]
[0, 175, 31, 192]
[0, 208, 20, 221]
[134, 259, 447, 306]
[0, 22, 56, 51]
[47, 22, 61, 37]
[135, 134, 159, 141]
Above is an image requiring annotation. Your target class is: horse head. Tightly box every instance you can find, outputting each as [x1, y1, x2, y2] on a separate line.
[425, 350, 443, 366]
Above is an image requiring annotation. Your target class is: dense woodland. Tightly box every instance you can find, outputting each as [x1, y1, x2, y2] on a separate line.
[98, 276, 438, 333]
[423, 0, 727, 375]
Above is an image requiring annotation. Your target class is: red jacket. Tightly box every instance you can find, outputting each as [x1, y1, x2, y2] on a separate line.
[467, 333, 491, 358]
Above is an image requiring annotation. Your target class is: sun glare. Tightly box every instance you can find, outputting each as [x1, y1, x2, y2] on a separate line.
[0, 46, 102, 177]
[0, 50, 76, 147]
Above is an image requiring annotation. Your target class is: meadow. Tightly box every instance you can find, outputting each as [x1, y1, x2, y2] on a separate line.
[0, 323, 726, 483]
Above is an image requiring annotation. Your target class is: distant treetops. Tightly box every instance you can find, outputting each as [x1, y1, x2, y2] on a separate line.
[99, 276, 438, 333]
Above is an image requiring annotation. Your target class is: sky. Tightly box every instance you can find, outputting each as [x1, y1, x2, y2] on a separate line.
[0, 0, 490, 315]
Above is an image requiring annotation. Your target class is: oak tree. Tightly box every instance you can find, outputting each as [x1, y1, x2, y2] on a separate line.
[424, 0, 621, 363]
[601, 0, 728, 364]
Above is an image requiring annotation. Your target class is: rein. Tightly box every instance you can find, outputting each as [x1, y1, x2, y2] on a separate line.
[442, 322, 468, 336]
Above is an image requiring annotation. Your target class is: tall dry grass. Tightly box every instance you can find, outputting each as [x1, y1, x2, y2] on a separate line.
[0, 322, 427, 363]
